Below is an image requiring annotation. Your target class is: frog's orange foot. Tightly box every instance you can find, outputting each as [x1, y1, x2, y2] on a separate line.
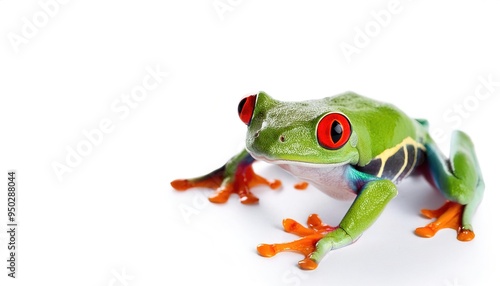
[293, 181, 309, 190]
[415, 201, 474, 241]
[171, 165, 281, 205]
[257, 214, 337, 269]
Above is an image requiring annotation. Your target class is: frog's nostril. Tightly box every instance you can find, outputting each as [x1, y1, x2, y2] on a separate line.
[279, 135, 286, 143]
[254, 131, 260, 138]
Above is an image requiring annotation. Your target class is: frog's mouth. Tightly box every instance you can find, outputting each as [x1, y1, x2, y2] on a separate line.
[250, 154, 350, 169]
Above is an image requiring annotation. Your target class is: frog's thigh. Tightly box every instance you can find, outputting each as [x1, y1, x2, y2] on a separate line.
[425, 130, 484, 228]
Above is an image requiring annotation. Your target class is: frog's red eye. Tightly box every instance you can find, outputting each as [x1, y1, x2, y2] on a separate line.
[238, 94, 257, 125]
[317, 113, 352, 150]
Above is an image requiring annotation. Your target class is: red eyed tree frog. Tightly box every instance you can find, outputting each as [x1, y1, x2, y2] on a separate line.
[171, 91, 484, 270]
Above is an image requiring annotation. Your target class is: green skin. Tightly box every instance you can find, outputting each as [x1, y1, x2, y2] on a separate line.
[180, 91, 484, 268]
[245, 91, 483, 265]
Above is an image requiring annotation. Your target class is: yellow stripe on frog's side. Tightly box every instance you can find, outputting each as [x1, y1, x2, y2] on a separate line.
[375, 136, 426, 178]
[392, 145, 409, 180]
[405, 144, 420, 178]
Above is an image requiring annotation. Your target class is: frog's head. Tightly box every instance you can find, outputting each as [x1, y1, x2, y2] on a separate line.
[238, 91, 359, 166]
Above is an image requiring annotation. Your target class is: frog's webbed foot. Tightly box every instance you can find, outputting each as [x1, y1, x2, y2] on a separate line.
[257, 214, 337, 270]
[208, 164, 281, 204]
[415, 201, 475, 241]
[171, 163, 281, 205]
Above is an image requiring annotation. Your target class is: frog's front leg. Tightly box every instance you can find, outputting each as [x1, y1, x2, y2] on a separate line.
[258, 176, 397, 270]
[304, 179, 397, 269]
[415, 130, 484, 240]
[171, 150, 281, 204]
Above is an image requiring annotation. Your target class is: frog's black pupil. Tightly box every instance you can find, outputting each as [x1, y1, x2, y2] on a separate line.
[331, 121, 343, 143]
[238, 98, 247, 115]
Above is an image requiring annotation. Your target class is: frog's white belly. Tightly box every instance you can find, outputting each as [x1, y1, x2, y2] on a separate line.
[278, 163, 357, 201]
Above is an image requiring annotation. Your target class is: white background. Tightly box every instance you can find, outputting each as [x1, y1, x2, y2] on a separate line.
[1, 1, 499, 285]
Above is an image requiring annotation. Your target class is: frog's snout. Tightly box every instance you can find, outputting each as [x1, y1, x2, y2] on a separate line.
[254, 129, 285, 143]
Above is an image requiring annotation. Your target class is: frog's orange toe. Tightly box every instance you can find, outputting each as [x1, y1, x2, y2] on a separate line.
[257, 244, 277, 257]
[294, 181, 309, 190]
[458, 229, 475, 241]
[257, 235, 322, 258]
[208, 186, 233, 204]
[269, 180, 282, 189]
[170, 179, 189, 191]
[239, 193, 259, 204]
[298, 257, 318, 270]
[283, 218, 315, 236]
[414, 226, 437, 238]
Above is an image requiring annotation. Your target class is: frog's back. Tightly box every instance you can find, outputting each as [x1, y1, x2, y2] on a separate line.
[329, 92, 427, 181]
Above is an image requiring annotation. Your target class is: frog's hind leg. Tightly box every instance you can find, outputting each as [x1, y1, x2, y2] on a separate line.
[416, 130, 484, 241]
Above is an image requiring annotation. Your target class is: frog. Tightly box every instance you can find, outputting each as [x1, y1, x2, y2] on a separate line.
[171, 91, 484, 270]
